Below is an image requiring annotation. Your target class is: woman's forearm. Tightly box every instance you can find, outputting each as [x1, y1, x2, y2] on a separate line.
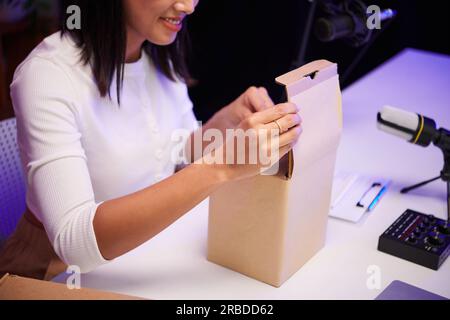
[95, 116, 229, 261]
[93, 161, 228, 260]
[93, 101, 300, 261]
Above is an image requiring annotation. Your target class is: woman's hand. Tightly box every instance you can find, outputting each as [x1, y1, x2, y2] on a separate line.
[200, 102, 302, 182]
[206, 86, 275, 134]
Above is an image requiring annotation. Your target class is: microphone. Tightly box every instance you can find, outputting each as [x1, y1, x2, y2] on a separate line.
[377, 106, 438, 147]
[378, 106, 450, 223]
[377, 106, 450, 222]
[314, 0, 397, 47]
[377, 105, 450, 182]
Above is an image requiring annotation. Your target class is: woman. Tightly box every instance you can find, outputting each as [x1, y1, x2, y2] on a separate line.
[0, 0, 302, 280]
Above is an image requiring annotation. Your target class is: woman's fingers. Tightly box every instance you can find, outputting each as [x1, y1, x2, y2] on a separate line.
[258, 87, 275, 109]
[244, 86, 277, 112]
[258, 123, 302, 160]
[244, 87, 268, 112]
[264, 113, 302, 134]
[278, 124, 303, 147]
[245, 102, 299, 127]
[229, 99, 302, 171]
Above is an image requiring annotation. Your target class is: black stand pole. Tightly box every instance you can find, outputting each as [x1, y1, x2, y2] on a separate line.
[292, 0, 318, 69]
[400, 176, 441, 194]
[401, 175, 450, 223]
[447, 181, 450, 223]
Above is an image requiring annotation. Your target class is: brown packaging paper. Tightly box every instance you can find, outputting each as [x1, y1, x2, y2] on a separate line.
[0, 274, 144, 300]
[207, 60, 343, 287]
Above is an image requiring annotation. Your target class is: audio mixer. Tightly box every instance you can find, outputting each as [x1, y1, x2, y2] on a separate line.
[378, 209, 450, 270]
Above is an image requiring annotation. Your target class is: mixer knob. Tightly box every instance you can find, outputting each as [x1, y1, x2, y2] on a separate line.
[413, 228, 423, 237]
[427, 215, 437, 224]
[407, 235, 417, 244]
[422, 219, 430, 227]
[437, 223, 450, 235]
[425, 233, 444, 247]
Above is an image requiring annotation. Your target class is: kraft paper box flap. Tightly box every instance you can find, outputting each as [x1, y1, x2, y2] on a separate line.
[208, 59, 342, 287]
[0, 274, 144, 300]
[275, 59, 337, 93]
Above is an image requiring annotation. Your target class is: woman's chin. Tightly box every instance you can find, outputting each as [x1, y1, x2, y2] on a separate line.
[148, 34, 177, 46]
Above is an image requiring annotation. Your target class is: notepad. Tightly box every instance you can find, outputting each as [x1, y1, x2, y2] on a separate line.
[329, 171, 391, 222]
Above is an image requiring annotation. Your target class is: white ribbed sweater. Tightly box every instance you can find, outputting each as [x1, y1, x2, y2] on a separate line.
[10, 32, 199, 272]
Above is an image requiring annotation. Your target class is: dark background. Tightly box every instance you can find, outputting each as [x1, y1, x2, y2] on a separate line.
[187, 0, 450, 122]
[0, 0, 449, 121]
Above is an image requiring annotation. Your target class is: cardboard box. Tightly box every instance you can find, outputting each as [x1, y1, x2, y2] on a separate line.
[0, 273, 143, 300]
[207, 60, 343, 287]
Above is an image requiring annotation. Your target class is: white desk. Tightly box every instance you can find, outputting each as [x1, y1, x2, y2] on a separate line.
[55, 48, 450, 299]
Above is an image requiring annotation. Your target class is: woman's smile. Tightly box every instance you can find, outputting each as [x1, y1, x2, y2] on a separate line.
[160, 16, 184, 32]
[123, 0, 197, 47]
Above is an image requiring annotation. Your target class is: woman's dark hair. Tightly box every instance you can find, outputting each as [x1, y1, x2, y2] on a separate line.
[60, 0, 190, 103]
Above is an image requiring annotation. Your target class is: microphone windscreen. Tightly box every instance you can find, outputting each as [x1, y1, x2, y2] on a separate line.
[377, 105, 419, 141]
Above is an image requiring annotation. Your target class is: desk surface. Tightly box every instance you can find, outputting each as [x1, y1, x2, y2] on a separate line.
[55, 48, 450, 299]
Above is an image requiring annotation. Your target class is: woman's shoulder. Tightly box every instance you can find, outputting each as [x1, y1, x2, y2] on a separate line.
[10, 32, 88, 118]
[12, 31, 85, 83]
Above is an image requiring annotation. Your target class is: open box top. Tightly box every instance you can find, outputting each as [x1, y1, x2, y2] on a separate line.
[275, 60, 338, 180]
